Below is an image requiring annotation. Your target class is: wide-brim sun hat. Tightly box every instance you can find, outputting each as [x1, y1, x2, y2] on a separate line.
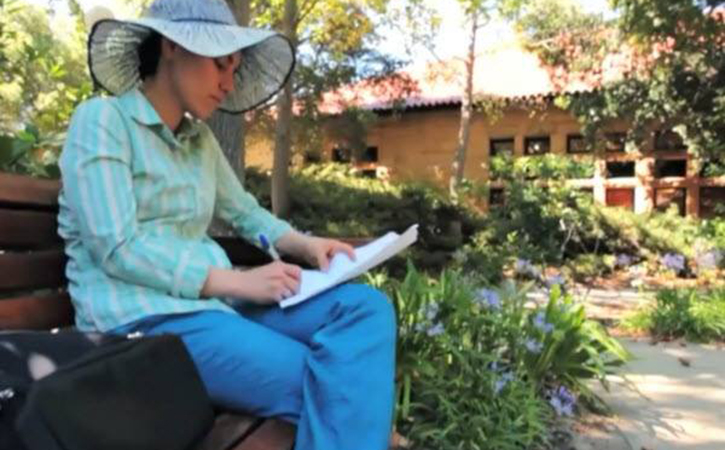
[88, 0, 295, 114]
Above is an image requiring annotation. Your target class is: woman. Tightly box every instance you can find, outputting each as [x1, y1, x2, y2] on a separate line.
[57, 0, 396, 449]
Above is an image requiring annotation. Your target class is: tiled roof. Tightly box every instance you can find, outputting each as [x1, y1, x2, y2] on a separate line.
[319, 39, 641, 114]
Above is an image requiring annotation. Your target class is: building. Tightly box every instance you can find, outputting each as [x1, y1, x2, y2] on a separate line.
[316, 40, 725, 218]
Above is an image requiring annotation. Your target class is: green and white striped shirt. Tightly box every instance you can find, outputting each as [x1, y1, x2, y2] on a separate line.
[58, 88, 291, 332]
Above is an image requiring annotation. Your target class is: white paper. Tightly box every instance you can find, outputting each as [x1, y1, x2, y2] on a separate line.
[279, 224, 419, 308]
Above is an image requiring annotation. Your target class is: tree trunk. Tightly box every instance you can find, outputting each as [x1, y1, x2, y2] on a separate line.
[449, 12, 478, 200]
[207, 0, 251, 236]
[271, 0, 297, 218]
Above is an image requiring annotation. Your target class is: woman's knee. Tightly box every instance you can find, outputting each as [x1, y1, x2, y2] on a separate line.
[337, 284, 396, 337]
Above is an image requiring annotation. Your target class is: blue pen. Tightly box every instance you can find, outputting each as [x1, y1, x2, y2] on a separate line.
[259, 233, 281, 260]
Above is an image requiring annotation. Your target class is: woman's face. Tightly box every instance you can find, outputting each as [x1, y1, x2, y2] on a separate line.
[167, 44, 242, 120]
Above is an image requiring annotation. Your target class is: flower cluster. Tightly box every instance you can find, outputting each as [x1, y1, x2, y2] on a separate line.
[415, 302, 445, 337]
[695, 249, 722, 271]
[533, 311, 554, 334]
[475, 288, 501, 310]
[548, 386, 576, 416]
[661, 253, 686, 273]
[494, 371, 515, 395]
[615, 254, 633, 268]
[515, 258, 541, 279]
[525, 338, 543, 354]
[545, 274, 566, 289]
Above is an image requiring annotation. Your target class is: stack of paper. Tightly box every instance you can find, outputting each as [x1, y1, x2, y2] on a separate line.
[280, 224, 419, 308]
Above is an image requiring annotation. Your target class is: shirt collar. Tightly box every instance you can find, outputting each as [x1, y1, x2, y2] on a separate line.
[119, 89, 203, 146]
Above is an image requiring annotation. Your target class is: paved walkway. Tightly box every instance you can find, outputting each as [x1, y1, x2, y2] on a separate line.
[571, 338, 725, 450]
[528, 287, 725, 449]
[528, 286, 652, 322]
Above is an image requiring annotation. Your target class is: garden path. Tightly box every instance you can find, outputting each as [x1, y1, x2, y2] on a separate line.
[529, 285, 725, 450]
[570, 338, 725, 450]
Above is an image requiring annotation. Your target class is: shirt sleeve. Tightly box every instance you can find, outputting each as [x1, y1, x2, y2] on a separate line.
[59, 99, 210, 299]
[208, 129, 292, 245]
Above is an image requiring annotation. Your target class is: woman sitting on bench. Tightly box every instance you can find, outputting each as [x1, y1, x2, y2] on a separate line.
[57, 0, 396, 449]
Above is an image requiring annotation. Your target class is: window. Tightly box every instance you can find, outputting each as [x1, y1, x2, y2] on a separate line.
[361, 146, 379, 163]
[489, 188, 505, 207]
[606, 161, 635, 178]
[332, 147, 351, 163]
[304, 152, 322, 163]
[654, 159, 687, 178]
[524, 136, 550, 155]
[655, 130, 686, 152]
[700, 187, 725, 218]
[332, 146, 378, 163]
[655, 188, 686, 216]
[567, 134, 590, 154]
[605, 132, 626, 153]
[490, 138, 514, 157]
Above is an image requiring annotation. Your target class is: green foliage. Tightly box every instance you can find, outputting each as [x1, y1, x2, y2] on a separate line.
[245, 163, 484, 273]
[624, 288, 725, 342]
[512, 0, 614, 71]
[0, 124, 64, 178]
[0, 0, 92, 135]
[490, 154, 595, 181]
[368, 264, 630, 448]
[572, 0, 724, 156]
[248, 0, 408, 160]
[459, 156, 602, 273]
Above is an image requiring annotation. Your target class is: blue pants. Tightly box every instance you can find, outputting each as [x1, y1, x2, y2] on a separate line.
[115, 283, 396, 450]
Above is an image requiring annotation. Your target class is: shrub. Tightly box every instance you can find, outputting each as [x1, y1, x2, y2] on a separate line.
[246, 163, 485, 273]
[370, 264, 631, 449]
[624, 288, 725, 342]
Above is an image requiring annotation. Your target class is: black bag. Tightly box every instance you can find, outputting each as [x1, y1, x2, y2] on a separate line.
[1, 330, 214, 450]
[0, 330, 119, 450]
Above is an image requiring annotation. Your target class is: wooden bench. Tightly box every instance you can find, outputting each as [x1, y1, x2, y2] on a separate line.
[0, 171, 296, 450]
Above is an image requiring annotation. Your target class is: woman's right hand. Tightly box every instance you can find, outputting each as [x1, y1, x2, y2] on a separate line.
[201, 263, 302, 304]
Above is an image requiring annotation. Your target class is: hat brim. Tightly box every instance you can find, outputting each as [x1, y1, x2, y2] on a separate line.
[88, 19, 295, 114]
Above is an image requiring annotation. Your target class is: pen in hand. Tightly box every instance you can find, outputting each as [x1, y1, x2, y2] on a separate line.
[259, 233, 281, 261]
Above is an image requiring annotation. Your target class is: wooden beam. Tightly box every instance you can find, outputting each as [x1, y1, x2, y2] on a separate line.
[0, 172, 60, 209]
[0, 249, 66, 293]
[0, 209, 61, 248]
[0, 291, 73, 330]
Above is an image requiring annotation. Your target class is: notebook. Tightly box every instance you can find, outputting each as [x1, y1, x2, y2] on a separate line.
[280, 224, 419, 308]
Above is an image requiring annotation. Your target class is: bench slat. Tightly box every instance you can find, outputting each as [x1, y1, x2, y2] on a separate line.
[0, 172, 60, 209]
[234, 419, 295, 450]
[0, 291, 74, 329]
[0, 209, 61, 248]
[0, 249, 67, 293]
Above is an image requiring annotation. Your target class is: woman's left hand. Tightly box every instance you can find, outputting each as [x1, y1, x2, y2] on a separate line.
[276, 231, 356, 271]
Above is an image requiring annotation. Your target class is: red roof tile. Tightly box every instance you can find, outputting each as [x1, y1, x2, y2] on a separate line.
[319, 39, 641, 114]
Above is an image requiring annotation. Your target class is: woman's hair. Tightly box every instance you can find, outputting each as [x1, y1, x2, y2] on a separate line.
[138, 32, 162, 80]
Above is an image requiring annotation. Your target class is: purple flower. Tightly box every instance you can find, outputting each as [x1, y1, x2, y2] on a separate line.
[546, 275, 566, 288]
[615, 254, 633, 267]
[696, 250, 722, 271]
[515, 259, 541, 278]
[533, 312, 554, 333]
[426, 322, 445, 337]
[423, 302, 440, 321]
[525, 339, 543, 354]
[494, 372, 514, 394]
[549, 386, 576, 416]
[661, 253, 685, 273]
[475, 288, 501, 310]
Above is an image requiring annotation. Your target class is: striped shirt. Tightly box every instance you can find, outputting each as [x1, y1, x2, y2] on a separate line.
[58, 88, 291, 332]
